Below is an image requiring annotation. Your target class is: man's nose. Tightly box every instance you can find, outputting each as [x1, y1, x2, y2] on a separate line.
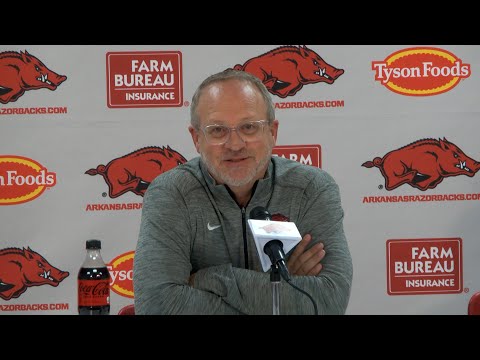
[225, 129, 246, 150]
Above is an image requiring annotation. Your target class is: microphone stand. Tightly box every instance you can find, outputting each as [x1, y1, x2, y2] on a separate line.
[270, 264, 281, 315]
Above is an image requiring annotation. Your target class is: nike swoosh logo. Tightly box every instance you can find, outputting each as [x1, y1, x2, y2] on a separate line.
[207, 222, 221, 231]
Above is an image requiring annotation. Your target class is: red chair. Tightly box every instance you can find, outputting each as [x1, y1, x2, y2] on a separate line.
[468, 292, 480, 315]
[118, 304, 135, 315]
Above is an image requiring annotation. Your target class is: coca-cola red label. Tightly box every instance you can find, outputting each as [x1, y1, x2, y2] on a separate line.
[78, 279, 110, 306]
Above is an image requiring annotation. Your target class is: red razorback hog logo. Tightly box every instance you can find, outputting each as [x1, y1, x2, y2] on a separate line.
[230, 45, 344, 98]
[0, 50, 67, 104]
[0, 247, 69, 300]
[362, 138, 480, 191]
[85, 146, 187, 198]
[271, 213, 290, 222]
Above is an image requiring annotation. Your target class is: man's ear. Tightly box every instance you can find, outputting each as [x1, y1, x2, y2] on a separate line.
[271, 119, 279, 144]
[189, 126, 201, 154]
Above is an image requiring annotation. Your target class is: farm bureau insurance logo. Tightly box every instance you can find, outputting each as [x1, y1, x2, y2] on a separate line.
[272, 144, 321, 168]
[0, 50, 67, 104]
[229, 45, 344, 102]
[372, 47, 470, 96]
[108, 251, 134, 298]
[0, 155, 57, 205]
[106, 51, 183, 108]
[387, 238, 463, 295]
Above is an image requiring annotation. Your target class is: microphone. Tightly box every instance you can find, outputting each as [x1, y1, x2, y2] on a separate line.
[249, 206, 272, 221]
[263, 239, 291, 281]
[249, 206, 319, 315]
[249, 206, 299, 281]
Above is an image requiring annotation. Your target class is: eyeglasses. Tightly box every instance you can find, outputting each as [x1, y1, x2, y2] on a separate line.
[200, 120, 268, 145]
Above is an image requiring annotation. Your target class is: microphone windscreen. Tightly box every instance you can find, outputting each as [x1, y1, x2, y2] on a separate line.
[249, 206, 271, 220]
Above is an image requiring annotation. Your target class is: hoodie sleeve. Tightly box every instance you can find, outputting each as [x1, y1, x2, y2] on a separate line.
[133, 175, 244, 315]
[193, 170, 353, 315]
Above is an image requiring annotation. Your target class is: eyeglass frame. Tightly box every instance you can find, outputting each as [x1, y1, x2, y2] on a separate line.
[199, 120, 270, 145]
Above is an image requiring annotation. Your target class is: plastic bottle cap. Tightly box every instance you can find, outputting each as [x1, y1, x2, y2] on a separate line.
[86, 239, 102, 249]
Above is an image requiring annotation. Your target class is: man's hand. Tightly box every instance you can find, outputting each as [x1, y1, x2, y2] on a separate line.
[287, 234, 325, 276]
[189, 273, 196, 287]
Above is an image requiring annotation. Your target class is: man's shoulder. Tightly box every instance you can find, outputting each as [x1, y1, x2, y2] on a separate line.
[273, 156, 327, 177]
[150, 157, 203, 188]
[272, 156, 336, 188]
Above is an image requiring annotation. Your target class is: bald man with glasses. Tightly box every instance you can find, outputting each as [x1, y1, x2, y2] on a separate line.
[134, 69, 353, 315]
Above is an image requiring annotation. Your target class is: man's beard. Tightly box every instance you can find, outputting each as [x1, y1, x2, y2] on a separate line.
[201, 148, 272, 187]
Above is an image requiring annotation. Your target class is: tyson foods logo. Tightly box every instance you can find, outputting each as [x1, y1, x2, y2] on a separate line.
[372, 47, 471, 96]
[108, 251, 134, 298]
[230, 45, 344, 98]
[85, 146, 187, 198]
[0, 246, 69, 300]
[106, 51, 183, 108]
[0, 50, 67, 104]
[0, 155, 57, 205]
[362, 138, 480, 191]
[387, 238, 462, 295]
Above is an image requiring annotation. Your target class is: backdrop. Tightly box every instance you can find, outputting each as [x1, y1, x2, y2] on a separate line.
[1, 45, 478, 315]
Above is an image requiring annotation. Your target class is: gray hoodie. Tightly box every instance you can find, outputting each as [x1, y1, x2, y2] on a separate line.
[134, 156, 353, 315]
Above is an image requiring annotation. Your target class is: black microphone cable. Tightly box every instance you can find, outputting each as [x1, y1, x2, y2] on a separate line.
[280, 267, 318, 315]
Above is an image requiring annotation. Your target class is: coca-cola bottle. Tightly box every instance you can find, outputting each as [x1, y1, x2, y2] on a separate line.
[78, 239, 110, 315]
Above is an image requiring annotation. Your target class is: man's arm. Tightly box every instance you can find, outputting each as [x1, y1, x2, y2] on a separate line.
[192, 172, 353, 315]
[133, 179, 243, 315]
[135, 170, 352, 315]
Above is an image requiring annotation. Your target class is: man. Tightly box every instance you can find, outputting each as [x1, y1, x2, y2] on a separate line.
[133, 69, 353, 314]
